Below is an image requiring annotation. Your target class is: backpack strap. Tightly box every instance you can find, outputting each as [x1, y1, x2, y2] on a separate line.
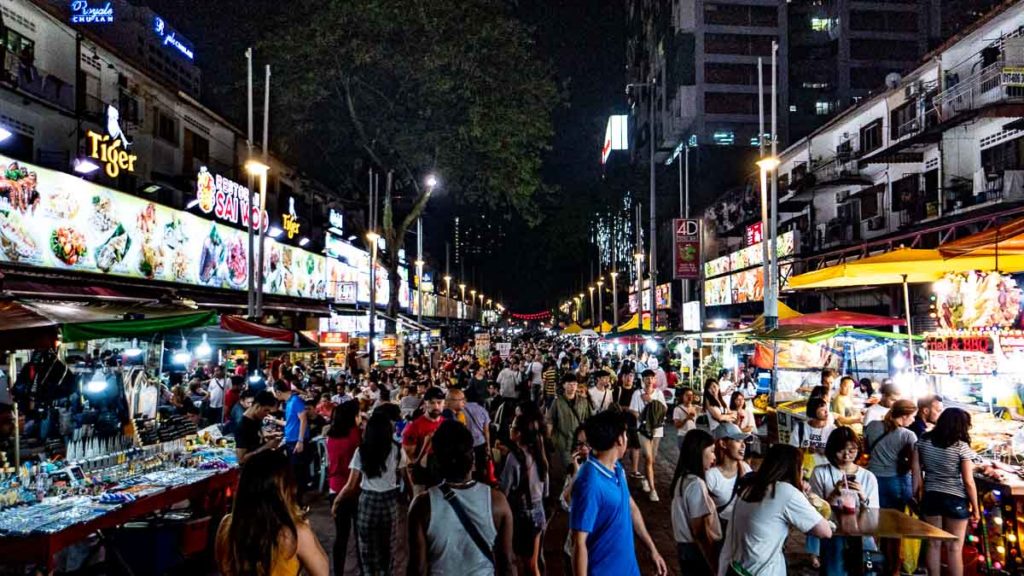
[439, 483, 495, 565]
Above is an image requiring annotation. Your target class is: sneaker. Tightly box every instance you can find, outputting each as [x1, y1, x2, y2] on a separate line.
[649, 490, 660, 502]
[629, 471, 644, 479]
[640, 478, 651, 493]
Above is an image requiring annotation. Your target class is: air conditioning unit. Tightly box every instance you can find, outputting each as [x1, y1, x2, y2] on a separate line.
[905, 81, 921, 99]
[866, 216, 885, 231]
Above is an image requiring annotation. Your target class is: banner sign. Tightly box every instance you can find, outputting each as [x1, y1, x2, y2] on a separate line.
[0, 153, 326, 299]
[474, 333, 491, 360]
[672, 218, 700, 280]
[746, 222, 763, 247]
[496, 342, 512, 359]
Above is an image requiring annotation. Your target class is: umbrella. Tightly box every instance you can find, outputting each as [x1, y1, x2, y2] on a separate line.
[783, 310, 906, 327]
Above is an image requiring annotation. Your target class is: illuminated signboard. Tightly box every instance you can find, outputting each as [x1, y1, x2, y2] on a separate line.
[0, 153, 326, 300]
[282, 197, 301, 239]
[328, 209, 344, 234]
[324, 237, 410, 309]
[704, 230, 797, 278]
[70, 1, 113, 23]
[601, 115, 628, 164]
[153, 16, 194, 61]
[746, 222, 763, 246]
[85, 106, 137, 178]
[193, 167, 268, 231]
[319, 332, 350, 349]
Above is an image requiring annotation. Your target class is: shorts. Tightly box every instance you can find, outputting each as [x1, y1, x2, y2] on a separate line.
[639, 434, 660, 455]
[624, 413, 640, 449]
[920, 491, 970, 520]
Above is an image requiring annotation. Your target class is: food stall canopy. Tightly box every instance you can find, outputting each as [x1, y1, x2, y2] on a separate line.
[61, 310, 218, 342]
[788, 247, 1024, 290]
[563, 323, 583, 334]
[938, 215, 1024, 257]
[177, 315, 318, 351]
[0, 299, 210, 349]
[600, 321, 614, 333]
[753, 325, 923, 344]
[748, 301, 803, 333]
[784, 310, 906, 327]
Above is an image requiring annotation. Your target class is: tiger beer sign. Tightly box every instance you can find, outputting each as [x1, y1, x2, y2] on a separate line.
[673, 218, 700, 280]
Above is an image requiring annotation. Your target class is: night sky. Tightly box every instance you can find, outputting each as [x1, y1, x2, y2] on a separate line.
[148, 0, 625, 312]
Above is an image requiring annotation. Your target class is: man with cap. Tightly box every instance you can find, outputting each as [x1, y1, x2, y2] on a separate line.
[705, 422, 752, 533]
[629, 369, 667, 502]
[588, 368, 616, 413]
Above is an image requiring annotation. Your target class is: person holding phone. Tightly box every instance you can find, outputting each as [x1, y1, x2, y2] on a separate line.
[235, 391, 281, 465]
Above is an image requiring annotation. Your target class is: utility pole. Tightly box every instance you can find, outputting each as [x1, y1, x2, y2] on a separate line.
[245, 48, 254, 318]
[255, 64, 271, 317]
[648, 81, 658, 335]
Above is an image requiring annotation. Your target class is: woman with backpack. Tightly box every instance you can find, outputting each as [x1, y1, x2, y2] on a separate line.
[670, 429, 720, 576]
[500, 412, 549, 576]
[863, 399, 917, 575]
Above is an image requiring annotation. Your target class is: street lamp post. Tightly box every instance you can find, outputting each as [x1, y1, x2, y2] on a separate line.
[443, 275, 452, 326]
[470, 289, 477, 322]
[757, 155, 780, 330]
[596, 278, 604, 333]
[634, 251, 644, 325]
[415, 174, 437, 328]
[610, 271, 619, 330]
[588, 286, 595, 327]
[459, 284, 467, 319]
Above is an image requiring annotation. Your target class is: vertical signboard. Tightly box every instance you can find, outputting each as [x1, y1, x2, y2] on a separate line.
[673, 218, 701, 279]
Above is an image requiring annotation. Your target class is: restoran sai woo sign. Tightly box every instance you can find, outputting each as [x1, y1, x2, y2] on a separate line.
[193, 166, 268, 231]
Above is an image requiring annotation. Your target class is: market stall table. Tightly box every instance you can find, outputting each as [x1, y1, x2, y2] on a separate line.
[0, 467, 238, 572]
[832, 507, 956, 576]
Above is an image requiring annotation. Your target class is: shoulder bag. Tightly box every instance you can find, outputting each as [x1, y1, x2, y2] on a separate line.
[439, 483, 495, 565]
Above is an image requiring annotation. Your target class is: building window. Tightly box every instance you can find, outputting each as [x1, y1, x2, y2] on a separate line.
[860, 119, 883, 154]
[154, 109, 178, 146]
[705, 63, 758, 85]
[712, 131, 735, 146]
[704, 4, 777, 27]
[705, 92, 758, 115]
[811, 17, 834, 32]
[705, 34, 775, 57]
[789, 105, 797, 112]
[815, 101, 832, 115]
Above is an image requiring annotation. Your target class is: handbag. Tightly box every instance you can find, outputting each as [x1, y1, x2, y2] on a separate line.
[439, 483, 495, 565]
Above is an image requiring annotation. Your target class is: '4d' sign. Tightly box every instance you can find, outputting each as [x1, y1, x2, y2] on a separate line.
[194, 167, 267, 231]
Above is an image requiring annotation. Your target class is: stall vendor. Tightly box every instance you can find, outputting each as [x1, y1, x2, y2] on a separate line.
[996, 382, 1024, 422]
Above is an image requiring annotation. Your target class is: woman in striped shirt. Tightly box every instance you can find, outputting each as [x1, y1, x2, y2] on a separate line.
[912, 407, 979, 576]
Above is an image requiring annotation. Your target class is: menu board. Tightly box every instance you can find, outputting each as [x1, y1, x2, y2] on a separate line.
[934, 271, 1023, 330]
[704, 263, 792, 307]
[705, 255, 731, 278]
[705, 276, 731, 306]
[705, 231, 797, 279]
[323, 235, 410, 309]
[0, 154, 326, 299]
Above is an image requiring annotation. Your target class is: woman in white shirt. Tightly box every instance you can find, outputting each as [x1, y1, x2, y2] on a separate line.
[717, 443, 832, 576]
[703, 379, 734, 433]
[673, 388, 699, 451]
[670, 429, 720, 576]
[809, 427, 880, 574]
[706, 423, 752, 533]
[728, 391, 755, 435]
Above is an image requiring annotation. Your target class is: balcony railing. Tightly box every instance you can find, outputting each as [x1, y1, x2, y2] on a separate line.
[934, 64, 1024, 120]
[810, 154, 864, 184]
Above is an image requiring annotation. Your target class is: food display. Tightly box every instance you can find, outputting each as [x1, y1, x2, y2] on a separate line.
[0, 152, 329, 300]
[935, 271, 1023, 330]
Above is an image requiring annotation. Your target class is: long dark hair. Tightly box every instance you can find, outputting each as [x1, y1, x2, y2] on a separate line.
[741, 444, 803, 503]
[360, 405, 400, 479]
[217, 450, 300, 576]
[670, 429, 714, 497]
[703, 378, 725, 409]
[327, 400, 359, 439]
[924, 406, 971, 449]
[511, 409, 549, 480]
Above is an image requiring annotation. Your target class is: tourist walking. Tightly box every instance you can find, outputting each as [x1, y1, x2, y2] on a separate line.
[669, 429, 720, 576]
[234, 390, 281, 466]
[327, 400, 362, 576]
[273, 380, 311, 494]
[717, 443, 832, 576]
[403, 387, 447, 494]
[705, 423, 752, 534]
[215, 450, 329, 576]
[702, 378, 733, 432]
[587, 369, 614, 414]
[546, 373, 592, 468]
[407, 420, 515, 576]
[630, 369, 667, 501]
[559, 425, 590, 576]
[338, 404, 405, 576]
[569, 410, 666, 576]
[864, 398, 917, 575]
[500, 412, 549, 575]
[445, 388, 493, 483]
[672, 388, 698, 452]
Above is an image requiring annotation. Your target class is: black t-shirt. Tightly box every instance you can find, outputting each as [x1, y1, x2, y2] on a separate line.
[236, 415, 263, 453]
[616, 386, 638, 409]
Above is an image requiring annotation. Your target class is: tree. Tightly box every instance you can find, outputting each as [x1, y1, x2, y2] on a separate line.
[258, 0, 560, 325]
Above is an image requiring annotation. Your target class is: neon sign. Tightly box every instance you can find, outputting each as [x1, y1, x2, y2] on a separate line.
[70, 1, 113, 24]
[85, 106, 137, 178]
[193, 167, 268, 231]
[153, 17, 194, 61]
[282, 197, 301, 239]
[329, 209, 344, 234]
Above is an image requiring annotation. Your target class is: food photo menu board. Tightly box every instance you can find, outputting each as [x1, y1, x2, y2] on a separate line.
[0, 155, 326, 300]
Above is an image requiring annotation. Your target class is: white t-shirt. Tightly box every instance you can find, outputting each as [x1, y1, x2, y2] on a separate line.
[863, 403, 889, 426]
[207, 377, 228, 408]
[809, 464, 880, 509]
[588, 387, 615, 413]
[630, 389, 667, 438]
[717, 482, 824, 576]
[350, 444, 408, 492]
[672, 475, 712, 543]
[705, 462, 752, 522]
[788, 421, 836, 454]
[719, 378, 735, 397]
[673, 405, 697, 439]
[529, 361, 543, 385]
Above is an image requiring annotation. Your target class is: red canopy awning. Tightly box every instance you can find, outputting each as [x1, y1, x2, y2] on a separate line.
[939, 215, 1024, 257]
[220, 315, 299, 344]
[780, 310, 906, 327]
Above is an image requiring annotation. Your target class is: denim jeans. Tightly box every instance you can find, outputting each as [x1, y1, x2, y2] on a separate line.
[877, 474, 912, 510]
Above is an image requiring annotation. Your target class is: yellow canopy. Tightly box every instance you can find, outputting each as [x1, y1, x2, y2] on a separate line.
[618, 314, 639, 331]
[787, 247, 1024, 290]
[748, 301, 803, 333]
[600, 321, 614, 333]
[564, 323, 582, 334]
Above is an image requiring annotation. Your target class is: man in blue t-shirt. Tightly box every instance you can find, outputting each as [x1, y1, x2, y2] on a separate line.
[273, 379, 310, 493]
[570, 411, 666, 576]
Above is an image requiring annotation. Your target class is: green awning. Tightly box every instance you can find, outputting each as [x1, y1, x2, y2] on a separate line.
[752, 325, 923, 344]
[61, 311, 219, 342]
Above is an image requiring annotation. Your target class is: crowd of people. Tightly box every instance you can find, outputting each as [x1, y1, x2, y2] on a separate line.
[203, 339, 998, 576]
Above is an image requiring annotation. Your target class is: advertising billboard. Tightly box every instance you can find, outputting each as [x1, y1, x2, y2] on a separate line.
[0, 153, 326, 299]
[672, 219, 700, 279]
